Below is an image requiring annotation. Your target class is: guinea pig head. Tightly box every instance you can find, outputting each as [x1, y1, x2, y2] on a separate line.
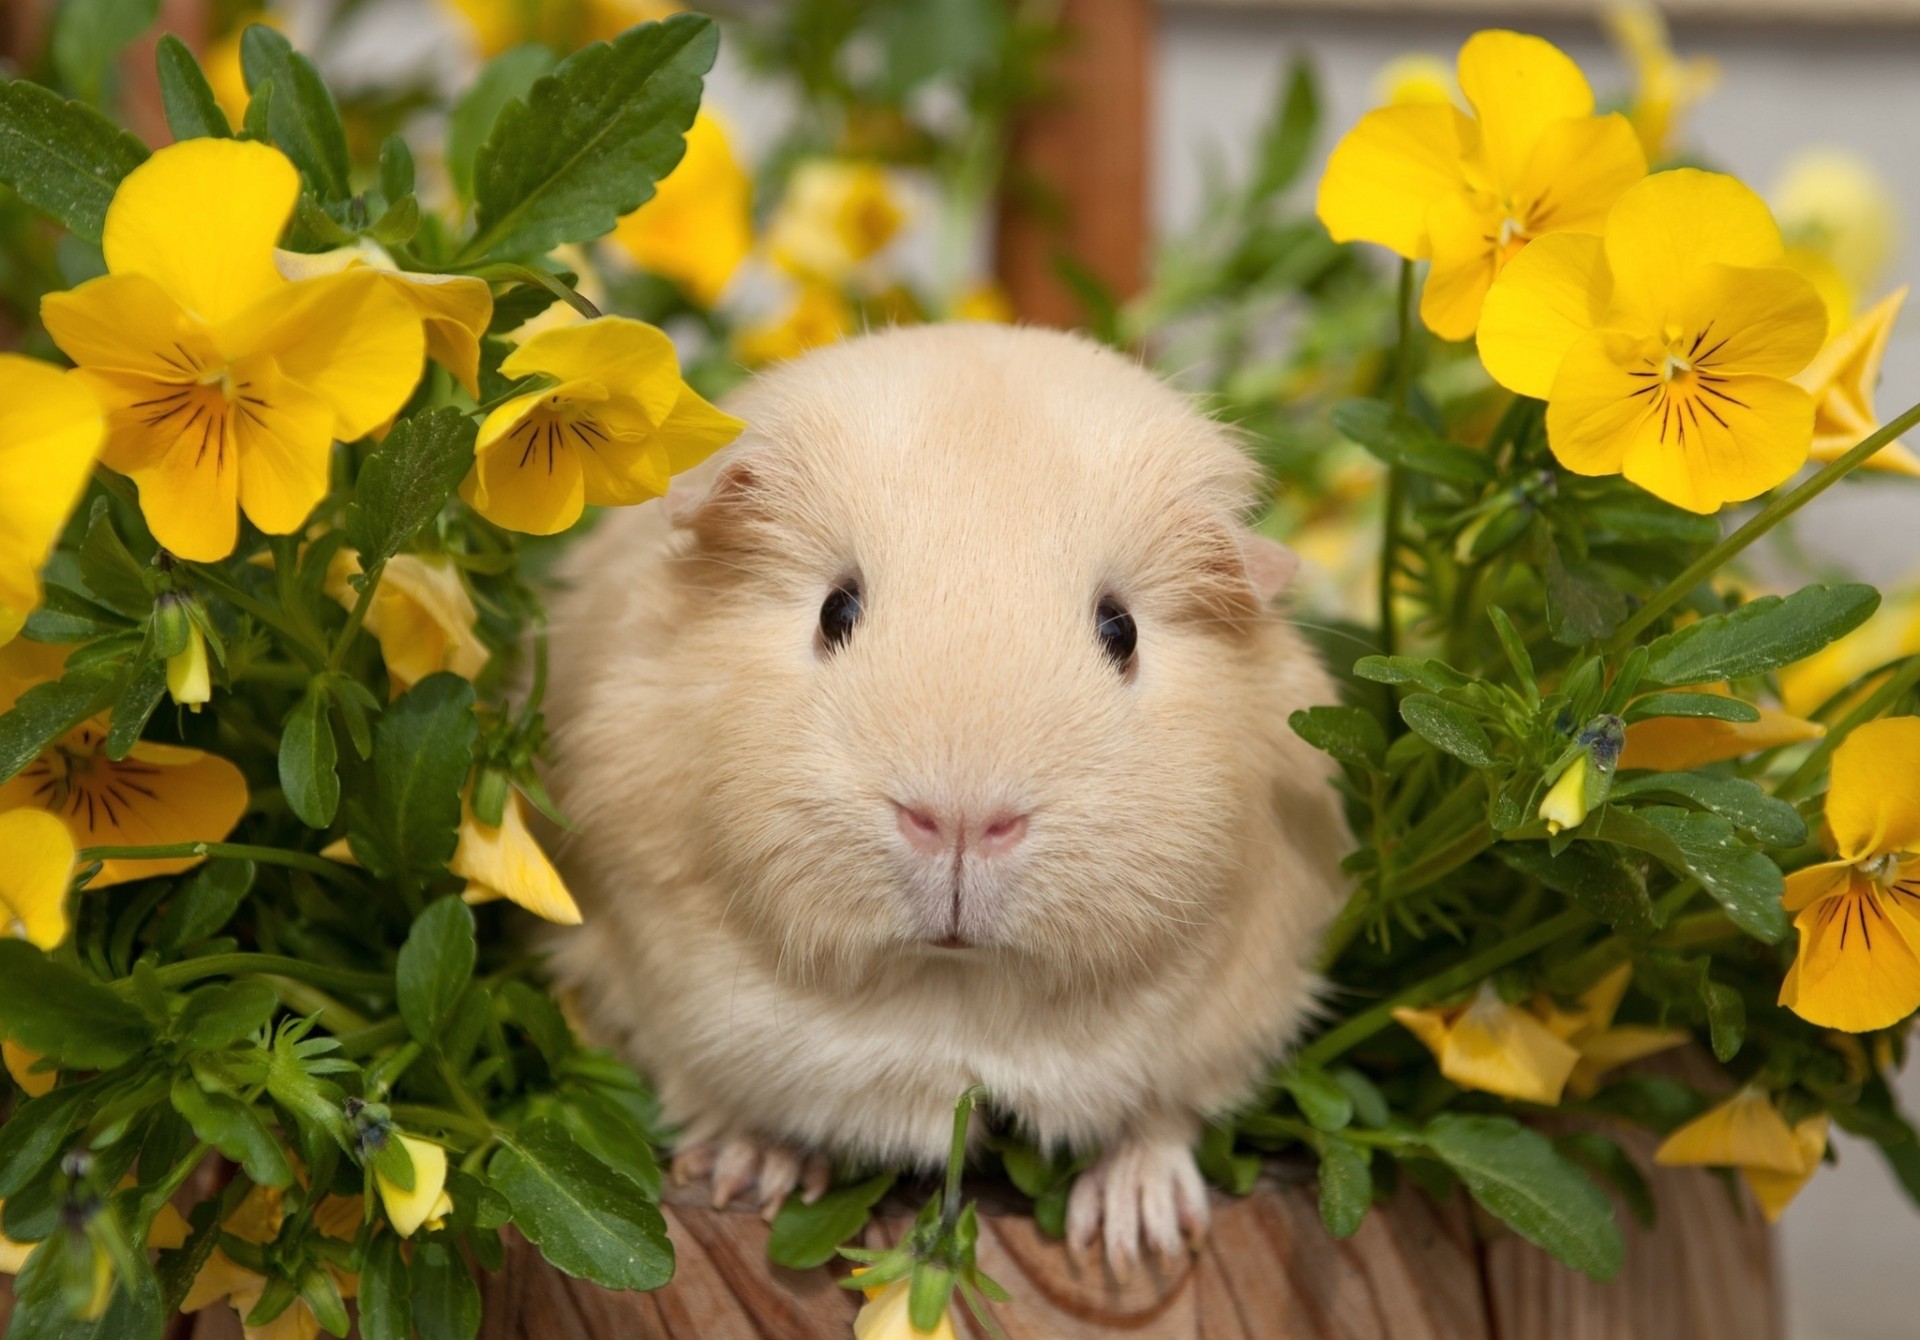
[668, 326, 1294, 992]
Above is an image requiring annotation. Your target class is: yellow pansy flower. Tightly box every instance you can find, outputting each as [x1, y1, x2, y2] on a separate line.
[1655, 1087, 1827, 1222]
[950, 283, 1014, 324]
[1478, 169, 1827, 514]
[326, 551, 489, 694]
[853, 1270, 958, 1340]
[1602, 1, 1717, 164]
[1620, 685, 1825, 772]
[1533, 963, 1687, 1099]
[0, 357, 105, 643]
[182, 1184, 359, 1340]
[1782, 247, 1853, 343]
[1772, 149, 1898, 299]
[41, 139, 425, 561]
[1316, 29, 1646, 341]
[1369, 54, 1456, 108]
[0, 809, 77, 949]
[444, 0, 678, 57]
[611, 112, 751, 308]
[463, 315, 742, 535]
[1393, 981, 1580, 1105]
[3, 1039, 54, 1098]
[0, 650, 249, 889]
[376, 1133, 453, 1237]
[1780, 586, 1920, 719]
[1779, 717, 1920, 1033]
[452, 789, 582, 925]
[277, 241, 494, 399]
[766, 161, 906, 284]
[1793, 286, 1920, 478]
[733, 284, 854, 368]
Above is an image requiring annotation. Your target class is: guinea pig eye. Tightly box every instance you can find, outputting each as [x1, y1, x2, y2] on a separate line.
[1094, 596, 1137, 673]
[817, 580, 863, 656]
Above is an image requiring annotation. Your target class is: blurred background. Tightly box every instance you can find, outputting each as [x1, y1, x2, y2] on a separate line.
[0, 1, 1914, 1336]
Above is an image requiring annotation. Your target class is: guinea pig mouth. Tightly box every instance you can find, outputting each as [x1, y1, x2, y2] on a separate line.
[928, 934, 972, 950]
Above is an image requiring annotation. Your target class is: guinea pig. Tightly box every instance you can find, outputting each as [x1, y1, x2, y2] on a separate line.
[538, 323, 1353, 1273]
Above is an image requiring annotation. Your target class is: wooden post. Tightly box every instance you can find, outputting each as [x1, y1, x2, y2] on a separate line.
[995, 0, 1154, 328]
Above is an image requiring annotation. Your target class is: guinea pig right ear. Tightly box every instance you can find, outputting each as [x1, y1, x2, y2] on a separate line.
[668, 456, 763, 533]
[1242, 535, 1299, 606]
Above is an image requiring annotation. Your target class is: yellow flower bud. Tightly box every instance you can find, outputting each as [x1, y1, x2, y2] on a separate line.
[166, 621, 211, 710]
[1538, 760, 1588, 836]
[376, 1134, 453, 1238]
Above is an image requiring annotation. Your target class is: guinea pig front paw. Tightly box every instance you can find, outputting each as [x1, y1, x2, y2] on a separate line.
[1065, 1137, 1211, 1281]
[670, 1134, 833, 1222]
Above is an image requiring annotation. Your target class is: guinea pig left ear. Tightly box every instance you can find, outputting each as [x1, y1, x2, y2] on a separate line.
[1242, 534, 1299, 606]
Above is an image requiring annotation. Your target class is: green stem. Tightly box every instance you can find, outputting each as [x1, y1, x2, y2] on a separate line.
[325, 558, 385, 674]
[1379, 260, 1417, 661]
[1608, 400, 1920, 651]
[1775, 654, 1920, 802]
[185, 563, 326, 670]
[145, 953, 390, 995]
[337, 1016, 412, 1058]
[1298, 907, 1592, 1070]
[466, 263, 601, 319]
[79, 841, 365, 891]
[265, 976, 370, 1033]
[389, 1103, 494, 1144]
[1392, 820, 1496, 899]
[944, 1086, 985, 1227]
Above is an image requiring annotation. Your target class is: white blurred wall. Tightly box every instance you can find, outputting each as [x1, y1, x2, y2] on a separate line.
[1158, 10, 1920, 1339]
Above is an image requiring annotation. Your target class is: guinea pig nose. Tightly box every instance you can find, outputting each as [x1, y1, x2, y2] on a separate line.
[895, 803, 948, 855]
[974, 812, 1029, 858]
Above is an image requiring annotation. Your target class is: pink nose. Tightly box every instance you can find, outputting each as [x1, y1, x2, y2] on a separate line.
[895, 804, 1029, 859]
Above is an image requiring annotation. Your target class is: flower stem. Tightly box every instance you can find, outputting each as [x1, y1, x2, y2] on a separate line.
[144, 952, 390, 995]
[1607, 400, 1920, 651]
[326, 558, 386, 675]
[1297, 907, 1592, 1070]
[1379, 259, 1417, 660]
[466, 263, 601, 320]
[944, 1086, 986, 1227]
[79, 840, 367, 891]
[389, 1102, 494, 1144]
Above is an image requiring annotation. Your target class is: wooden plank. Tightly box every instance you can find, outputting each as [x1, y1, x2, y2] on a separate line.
[994, 0, 1153, 328]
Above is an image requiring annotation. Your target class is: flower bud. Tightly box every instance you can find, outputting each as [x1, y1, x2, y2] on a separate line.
[166, 618, 211, 710]
[375, 1133, 453, 1237]
[1539, 714, 1625, 836]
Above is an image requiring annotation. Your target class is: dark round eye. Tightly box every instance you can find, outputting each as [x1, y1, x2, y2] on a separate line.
[1094, 596, 1136, 672]
[818, 580, 863, 655]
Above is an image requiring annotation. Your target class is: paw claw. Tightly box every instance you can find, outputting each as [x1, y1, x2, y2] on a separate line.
[676, 1134, 815, 1218]
[1067, 1136, 1208, 1279]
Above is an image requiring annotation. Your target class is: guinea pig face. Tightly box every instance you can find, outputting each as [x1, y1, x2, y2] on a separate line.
[672, 328, 1276, 992]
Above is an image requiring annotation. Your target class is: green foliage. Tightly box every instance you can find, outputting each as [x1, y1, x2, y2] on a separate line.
[769, 1173, 897, 1269]
[1423, 1115, 1623, 1281]
[0, 78, 147, 243]
[154, 35, 229, 140]
[488, 1121, 674, 1290]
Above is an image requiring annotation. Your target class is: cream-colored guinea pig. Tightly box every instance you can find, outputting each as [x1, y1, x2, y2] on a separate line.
[539, 323, 1352, 1272]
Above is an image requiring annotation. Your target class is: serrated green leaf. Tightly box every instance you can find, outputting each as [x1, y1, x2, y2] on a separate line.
[345, 673, 476, 886]
[1289, 705, 1386, 769]
[1280, 1066, 1353, 1132]
[1247, 60, 1317, 201]
[1423, 1114, 1622, 1281]
[489, 1119, 673, 1290]
[239, 26, 350, 200]
[169, 1076, 294, 1188]
[104, 652, 166, 759]
[279, 681, 339, 829]
[1399, 694, 1497, 767]
[463, 15, 717, 261]
[1701, 976, 1745, 1062]
[1611, 772, 1806, 848]
[767, 1172, 895, 1270]
[1315, 1136, 1370, 1239]
[1546, 544, 1628, 646]
[1642, 584, 1880, 687]
[0, 655, 125, 782]
[1623, 692, 1761, 724]
[175, 980, 276, 1052]
[78, 502, 150, 617]
[155, 34, 230, 139]
[344, 409, 479, 569]
[447, 44, 556, 201]
[1353, 655, 1469, 693]
[1555, 1132, 1655, 1229]
[1585, 805, 1787, 942]
[397, 896, 476, 1045]
[0, 76, 150, 242]
[1498, 842, 1654, 936]
[0, 941, 150, 1069]
[0, 1081, 99, 1199]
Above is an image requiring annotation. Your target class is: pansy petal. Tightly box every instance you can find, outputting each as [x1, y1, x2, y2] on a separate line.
[120, 407, 242, 562]
[367, 555, 488, 689]
[476, 392, 546, 454]
[1604, 170, 1784, 328]
[1654, 1087, 1804, 1174]
[0, 809, 75, 949]
[1315, 103, 1470, 258]
[1543, 330, 1657, 479]
[1391, 1004, 1453, 1057]
[655, 383, 746, 474]
[461, 419, 587, 535]
[3, 1039, 55, 1098]
[1478, 233, 1609, 398]
[41, 272, 216, 380]
[1455, 30, 1594, 187]
[574, 431, 671, 508]
[501, 316, 682, 425]
[1743, 1114, 1828, 1223]
[1825, 717, 1920, 862]
[1419, 192, 1500, 341]
[403, 274, 494, 399]
[1513, 113, 1647, 235]
[230, 358, 336, 537]
[1784, 860, 1859, 913]
[1439, 987, 1579, 1105]
[222, 270, 425, 440]
[1619, 373, 1811, 513]
[1620, 704, 1825, 771]
[1779, 878, 1920, 1032]
[103, 139, 299, 326]
[0, 359, 104, 627]
[1669, 264, 1828, 378]
[449, 792, 581, 924]
[377, 1135, 451, 1237]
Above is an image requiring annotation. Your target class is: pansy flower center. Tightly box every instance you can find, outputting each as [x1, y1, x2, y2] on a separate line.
[503, 382, 616, 476]
[16, 727, 161, 833]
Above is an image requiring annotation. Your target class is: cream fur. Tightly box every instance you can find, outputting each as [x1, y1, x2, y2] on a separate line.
[540, 324, 1351, 1185]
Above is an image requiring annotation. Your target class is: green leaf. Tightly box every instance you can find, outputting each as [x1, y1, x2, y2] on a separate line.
[1611, 772, 1806, 848]
[345, 409, 480, 569]
[1279, 1066, 1353, 1132]
[1247, 60, 1317, 201]
[1701, 976, 1745, 1062]
[1585, 499, 1719, 547]
[447, 44, 557, 201]
[1641, 583, 1880, 687]
[104, 652, 166, 760]
[489, 1119, 674, 1290]
[1314, 1136, 1371, 1239]
[1555, 1132, 1655, 1229]
[1623, 692, 1761, 724]
[279, 681, 340, 829]
[1399, 694, 1497, 767]
[1423, 1114, 1622, 1282]
[1353, 655, 1469, 693]
[1488, 606, 1537, 701]
[1586, 805, 1787, 943]
[155, 35, 230, 139]
[1499, 842, 1654, 936]
[23, 583, 134, 643]
[1330, 399, 1493, 485]
[1546, 544, 1628, 646]
[1195, 1123, 1260, 1196]
[153, 859, 255, 951]
[0, 941, 150, 1069]
[78, 502, 151, 617]
[176, 980, 276, 1052]
[463, 14, 717, 261]
[0, 76, 149, 242]
[239, 25, 350, 200]
[358, 1232, 411, 1340]
[767, 1172, 895, 1270]
[554, 1088, 661, 1199]
[397, 896, 477, 1045]
[169, 1076, 294, 1187]
[0, 1082, 98, 1198]
[379, 133, 415, 202]
[11, 1215, 167, 1340]
[345, 673, 477, 886]
[0, 655, 125, 782]
[411, 1241, 481, 1340]
[1289, 705, 1385, 769]
[53, 0, 160, 105]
